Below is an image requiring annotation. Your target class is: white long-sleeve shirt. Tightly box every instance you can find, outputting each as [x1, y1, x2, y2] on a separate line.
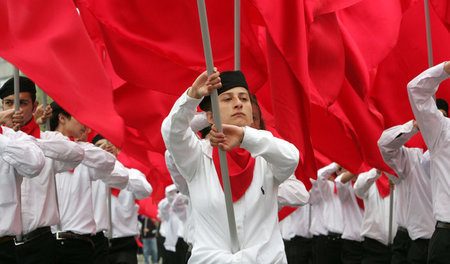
[278, 175, 310, 207]
[309, 179, 327, 236]
[407, 62, 450, 223]
[92, 160, 129, 233]
[21, 131, 84, 234]
[378, 120, 434, 239]
[317, 163, 344, 234]
[354, 169, 397, 245]
[0, 127, 45, 237]
[54, 142, 115, 235]
[335, 175, 363, 241]
[161, 90, 300, 264]
[111, 168, 152, 238]
[279, 204, 311, 240]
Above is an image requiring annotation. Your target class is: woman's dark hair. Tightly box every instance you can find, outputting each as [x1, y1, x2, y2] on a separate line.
[49, 102, 71, 131]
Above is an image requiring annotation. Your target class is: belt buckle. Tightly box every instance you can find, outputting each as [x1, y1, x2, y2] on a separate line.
[14, 237, 24, 246]
[55, 232, 66, 241]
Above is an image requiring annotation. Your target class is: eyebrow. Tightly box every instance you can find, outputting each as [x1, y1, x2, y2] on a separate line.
[221, 91, 249, 96]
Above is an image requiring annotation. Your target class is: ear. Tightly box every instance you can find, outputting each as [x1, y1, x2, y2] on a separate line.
[58, 113, 66, 126]
[32, 100, 39, 113]
[206, 111, 214, 124]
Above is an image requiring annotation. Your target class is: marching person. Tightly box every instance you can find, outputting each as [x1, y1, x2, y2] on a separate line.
[0, 109, 45, 263]
[0, 76, 85, 264]
[161, 70, 299, 263]
[49, 102, 116, 264]
[407, 61, 450, 264]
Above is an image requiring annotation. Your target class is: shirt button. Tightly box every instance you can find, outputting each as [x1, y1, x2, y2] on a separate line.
[237, 225, 242, 229]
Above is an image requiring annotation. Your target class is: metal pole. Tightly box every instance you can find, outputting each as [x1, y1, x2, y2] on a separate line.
[388, 185, 394, 246]
[234, 0, 241, 70]
[13, 66, 23, 242]
[41, 90, 50, 131]
[197, 0, 240, 253]
[423, 0, 434, 68]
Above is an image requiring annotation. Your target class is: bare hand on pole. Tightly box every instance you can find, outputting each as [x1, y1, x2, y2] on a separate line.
[35, 104, 53, 125]
[209, 124, 244, 151]
[12, 109, 24, 129]
[188, 69, 221, 99]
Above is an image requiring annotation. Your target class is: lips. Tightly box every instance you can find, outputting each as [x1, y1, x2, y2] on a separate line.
[232, 112, 245, 117]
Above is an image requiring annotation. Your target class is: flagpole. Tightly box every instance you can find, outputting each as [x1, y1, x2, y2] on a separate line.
[234, 0, 241, 70]
[41, 90, 50, 131]
[388, 184, 394, 246]
[197, 0, 240, 253]
[423, 0, 433, 68]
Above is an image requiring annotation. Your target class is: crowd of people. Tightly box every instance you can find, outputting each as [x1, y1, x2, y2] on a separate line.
[0, 60, 449, 264]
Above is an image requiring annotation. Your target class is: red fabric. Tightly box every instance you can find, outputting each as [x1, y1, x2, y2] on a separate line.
[376, 173, 391, 198]
[111, 188, 120, 197]
[212, 147, 256, 202]
[20, 117, 41, 139]
[278, 207, 299, 222]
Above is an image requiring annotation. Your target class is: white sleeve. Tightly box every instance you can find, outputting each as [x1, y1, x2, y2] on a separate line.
[165, 150, 189, 196]
[77, 142, 116, 180]
[240, 126, 300, 183]
[0, 127, 45, 177]
[407, 62, 450, 151]
[354, 169, 380, 200]
[317, 162, 339, 201]
[161, 90, 205, 182]
[101, 160, 129, 189]
[37, 131, 84, 173]
[126, 168, 152, 200]
[158, 198, 170, 221]
[335, 175, 351, 202]
[277, 175, 310, 207]
[377, 120, 420, 181]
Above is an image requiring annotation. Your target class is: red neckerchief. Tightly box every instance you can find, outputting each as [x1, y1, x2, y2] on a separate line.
[20, 117, 41, 139]
[375, 172, 391, 198]
[212, 147, 255, 202]
[111, 188, 120, 197]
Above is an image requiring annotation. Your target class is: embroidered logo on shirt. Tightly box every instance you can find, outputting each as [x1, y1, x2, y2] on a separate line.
[261, 186, 265, 195]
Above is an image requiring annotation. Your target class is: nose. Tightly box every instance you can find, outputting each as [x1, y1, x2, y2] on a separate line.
[233, 97, 243, 109]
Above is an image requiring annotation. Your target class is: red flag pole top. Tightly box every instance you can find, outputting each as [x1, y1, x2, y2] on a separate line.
[196, 0, 240, 253]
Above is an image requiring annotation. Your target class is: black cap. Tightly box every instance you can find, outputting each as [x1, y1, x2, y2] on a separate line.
[436, 98, 448, 116]
[199, 70, 249, 111]
[0, 76, 36, 99]
[92, 134, 105, 145]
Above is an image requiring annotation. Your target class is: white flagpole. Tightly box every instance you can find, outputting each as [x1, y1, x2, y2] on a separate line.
[13, 67, 20, 113]
[234, 0, 241, 71]
[423, 0, 434, 68]
[197, 0, 240, 253]
[41, 90, 51, 131]
[388, 185, 394, 246]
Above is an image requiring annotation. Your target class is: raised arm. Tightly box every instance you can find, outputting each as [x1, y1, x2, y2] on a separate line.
[240, 127, 299, 183]
[317, 162, 339, 201]
[407, 61, 450, 151]
[278, 175, 310, 207]
[77, 142, 116, 180]
[101, 160, 129, 189]
[377, 120, 420, 181]
[335, 174, 352, 202]
[126, 168, 152, 200]
[165, 150, 189, 196]
[354, 168, 380, 200]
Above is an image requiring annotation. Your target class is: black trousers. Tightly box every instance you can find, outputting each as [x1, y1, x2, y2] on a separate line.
[55, 236, 95, 264]
[408, 238, 429, 264]
[427, 227, 450, 264]
[361, 237, 391, 264]
[16, 231, 58, 264]
[284, 236, 313, 264]
[91, 232, 109, 264]
[326, 233, 343, 264]
[312, 235, 328, 264]
[341, 239, 363, 264]
[391, 228, 411, 264]
[108, 236, 137, 264]
[0, 239, 16, 264]
[162, 237, 189, 264]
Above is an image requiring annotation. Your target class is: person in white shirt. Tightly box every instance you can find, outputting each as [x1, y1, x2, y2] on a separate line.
[335, 170, 364, 264]
[108, 167, 152, 264]
[308, 178, 328, 264]
[90, 134, 130, 264]
[378, 116, 442, 264]
[0, 76, 86, 264]
[354, 169, 396, 264]
[48, 102, 116, 264]
[407, 61, 450, 264]
[161, 70, 299, 263]
[0, 110, 45, 263]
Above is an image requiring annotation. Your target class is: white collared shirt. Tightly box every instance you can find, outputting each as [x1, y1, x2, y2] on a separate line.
[317, 163, 344, 234]
[407, 62, 450, 223]
[92, 160, 129, 233]
[111, 168, 152, 238]
[21, 131, 84, 234]
[354, 169, 397, 245]
[279, 204, 311, 240]
[378, 120, 435, 239]
[278, 175, 310, 207]
[0, 127, 45, 236]
[335, 175, 363, 241]
[53, 142, 115, 235]
[309, 179, 327, 236]
[161, 90, 299, 264]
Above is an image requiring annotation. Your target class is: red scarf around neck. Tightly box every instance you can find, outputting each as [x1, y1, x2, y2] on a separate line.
[21, 117, 41, 139]
[375, 172, 391, 198]
[212, 147, 255, 202]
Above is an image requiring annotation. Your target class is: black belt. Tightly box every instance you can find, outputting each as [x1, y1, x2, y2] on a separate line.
[436, 221, 450, 229]
[0, 236, 14, 244]
[327, 232, 342, 240]
[55, 231, 94, 247]
[397, 226, 408, 233]
[14, 226, 51, 245]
